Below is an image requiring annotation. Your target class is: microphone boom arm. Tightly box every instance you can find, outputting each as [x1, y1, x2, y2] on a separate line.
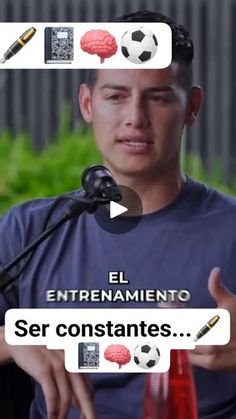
[0, 195, 108, 292]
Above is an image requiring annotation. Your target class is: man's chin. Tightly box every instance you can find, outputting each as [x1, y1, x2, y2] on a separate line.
[108, 163, 160, 180]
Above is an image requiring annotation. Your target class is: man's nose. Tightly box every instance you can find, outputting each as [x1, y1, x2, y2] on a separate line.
[124, 99, 149, 128]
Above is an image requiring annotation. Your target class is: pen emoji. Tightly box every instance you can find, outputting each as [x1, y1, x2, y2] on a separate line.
[193, 315, 220, 342]
[0, 27, 36, 63]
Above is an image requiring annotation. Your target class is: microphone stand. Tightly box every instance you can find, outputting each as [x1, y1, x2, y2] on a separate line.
[0, 195, 108, 293]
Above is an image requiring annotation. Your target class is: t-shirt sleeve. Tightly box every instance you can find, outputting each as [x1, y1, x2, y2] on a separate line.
[0, 207, 25, 324]
[0, 196, 66, 324]
[0, 283, 18, 324]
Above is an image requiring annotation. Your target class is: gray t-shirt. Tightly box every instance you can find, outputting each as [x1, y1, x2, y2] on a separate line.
[1, 176, 236, 418]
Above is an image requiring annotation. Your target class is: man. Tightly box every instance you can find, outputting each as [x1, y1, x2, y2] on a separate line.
[1, 9, 236, 419]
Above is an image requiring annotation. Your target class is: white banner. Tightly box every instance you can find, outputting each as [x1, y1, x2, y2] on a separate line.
[0, 22, 171, 69]
[5, 308, 230, 373]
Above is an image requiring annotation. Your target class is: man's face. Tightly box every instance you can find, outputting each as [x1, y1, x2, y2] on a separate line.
[79, 66, 200, 180]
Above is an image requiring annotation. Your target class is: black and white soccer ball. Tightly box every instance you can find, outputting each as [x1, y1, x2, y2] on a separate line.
[133, 343, 160, 369]
[121, 27, 158, 64]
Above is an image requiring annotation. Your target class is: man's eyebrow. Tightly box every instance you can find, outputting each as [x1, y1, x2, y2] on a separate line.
[145, 86, 174, 93]
[100, 84, 174, 92]
[100, 84, 129, 91]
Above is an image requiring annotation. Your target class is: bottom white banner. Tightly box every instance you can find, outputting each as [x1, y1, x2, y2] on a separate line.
[5, 308, 230, 372]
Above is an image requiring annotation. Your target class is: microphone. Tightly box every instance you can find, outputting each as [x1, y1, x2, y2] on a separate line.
[82, 165, 122, 202]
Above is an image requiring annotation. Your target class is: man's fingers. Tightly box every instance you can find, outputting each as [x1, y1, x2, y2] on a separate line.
[189, 348, 236, 371]
[191, 345, 219, 355]
[192, 340, 236, 355]
[48, 352, 72, 419]
[189, 352, 217, 370]
[208, 267, 234, 306]
[83, 374, 95, 396]
[9, 345, 97, 418]
[41, 370, 60, 419]
[39, 349, 71, 419]
[10, 346, 72, 419]
[70, 373, 97, 419]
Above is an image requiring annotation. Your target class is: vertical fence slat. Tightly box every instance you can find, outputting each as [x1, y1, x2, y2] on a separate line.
[52, 0, 68, 140]
[11, 0, 24, 136]
[205, 0, 221, 177]
[231, 2, 236, 177]
[220, 0, 233, 183]
[189, 0, 203, 158]
[0, 0, 8, 132]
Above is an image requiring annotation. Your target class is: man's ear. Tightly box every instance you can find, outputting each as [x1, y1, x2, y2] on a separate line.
[185, 85, 204, 126]
[79, 83, 93, 123]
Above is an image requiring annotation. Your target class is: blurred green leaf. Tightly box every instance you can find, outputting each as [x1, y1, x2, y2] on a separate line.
[0, 121, 236, 215]
[0, 127, 102, 214]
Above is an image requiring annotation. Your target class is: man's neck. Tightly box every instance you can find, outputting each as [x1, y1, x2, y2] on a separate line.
[106, 167, 185, 214]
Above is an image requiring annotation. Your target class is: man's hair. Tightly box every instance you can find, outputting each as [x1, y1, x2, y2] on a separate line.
[86, 9, 193, 90]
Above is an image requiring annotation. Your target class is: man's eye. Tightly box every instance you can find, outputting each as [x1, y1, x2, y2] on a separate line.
[150, 96, 167, 102]
[150, 95, 175, 104]
[106, 94, 123, 100]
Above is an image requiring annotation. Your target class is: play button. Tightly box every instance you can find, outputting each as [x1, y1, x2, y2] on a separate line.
[110, 201, 128, 218]
[94, 185, 142, 234]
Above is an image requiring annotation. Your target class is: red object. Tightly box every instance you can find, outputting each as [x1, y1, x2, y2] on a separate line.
[104, 344, 131, 369]
[80, 29, 118, 63]
[143, 350, 198, 419]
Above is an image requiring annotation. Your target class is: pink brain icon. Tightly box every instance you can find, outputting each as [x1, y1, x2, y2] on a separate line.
[80, 29, 118, 63]
[104, 344, 131, 369]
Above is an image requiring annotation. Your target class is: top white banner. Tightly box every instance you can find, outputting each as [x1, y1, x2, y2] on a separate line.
[0, 22, 172, 69]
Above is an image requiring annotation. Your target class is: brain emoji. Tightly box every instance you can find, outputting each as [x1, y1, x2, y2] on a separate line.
[80, 29, 118, 63]
[104, 344, 131, 369]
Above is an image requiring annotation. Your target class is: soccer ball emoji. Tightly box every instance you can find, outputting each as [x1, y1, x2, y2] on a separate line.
[133, 343, 160, 369]
[121, 27, 158, 64]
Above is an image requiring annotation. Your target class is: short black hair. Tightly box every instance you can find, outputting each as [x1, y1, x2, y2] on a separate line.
[86, 10, 193, 90]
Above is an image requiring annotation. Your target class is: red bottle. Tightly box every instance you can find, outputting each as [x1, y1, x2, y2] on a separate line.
[143, 349, 198, 419]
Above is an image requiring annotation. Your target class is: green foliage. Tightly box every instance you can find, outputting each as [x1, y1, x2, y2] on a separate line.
[183, 154, 235, 195]
[0, 128, 102, 214]
[0, 127, 236, 215]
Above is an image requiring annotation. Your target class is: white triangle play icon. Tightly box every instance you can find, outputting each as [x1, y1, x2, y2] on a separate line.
[110, 201, 128, 219]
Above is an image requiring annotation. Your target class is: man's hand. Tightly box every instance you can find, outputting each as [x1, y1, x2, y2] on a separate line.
[189, 267, 236, 371]
[8, 344, 97, 419]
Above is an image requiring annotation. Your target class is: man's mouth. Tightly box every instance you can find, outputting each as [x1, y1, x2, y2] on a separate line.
[118, 137, 153, 145]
